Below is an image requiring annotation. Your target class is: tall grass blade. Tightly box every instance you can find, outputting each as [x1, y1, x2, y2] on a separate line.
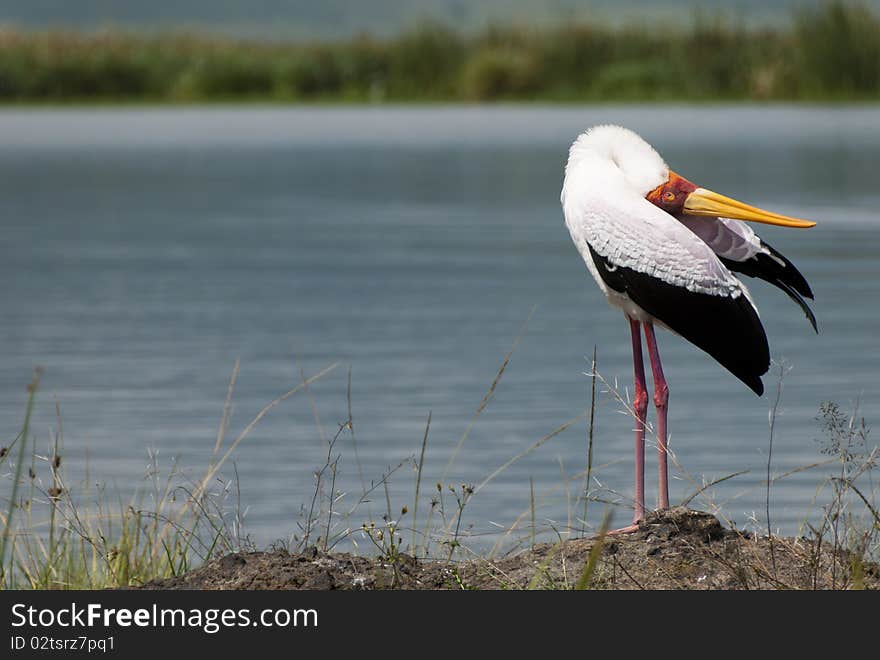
[575, 511, 611, 590]
[1, 368, 41, 586]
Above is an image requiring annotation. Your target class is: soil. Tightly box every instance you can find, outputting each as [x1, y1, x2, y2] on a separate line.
[141, 507, 878, 590]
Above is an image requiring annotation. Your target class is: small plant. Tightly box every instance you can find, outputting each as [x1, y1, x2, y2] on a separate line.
[439, 483, 476, 562]
[446, 565, 477, 590]
[359, 506, 411, 587]
[806, 400, 879, 588]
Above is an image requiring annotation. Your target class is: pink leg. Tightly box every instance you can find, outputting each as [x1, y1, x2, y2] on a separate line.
[605, 317, 649, 537]
[629, 317, 648, 524]
[643, 322, 670, 510]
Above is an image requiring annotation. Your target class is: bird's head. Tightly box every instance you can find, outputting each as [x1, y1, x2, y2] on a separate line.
[565, 125, 816, 229]
[646, 170, 816, 229]
[645, 171, 697, 215]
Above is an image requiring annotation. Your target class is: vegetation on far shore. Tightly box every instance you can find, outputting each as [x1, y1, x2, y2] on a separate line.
[1, 1, 879, 104]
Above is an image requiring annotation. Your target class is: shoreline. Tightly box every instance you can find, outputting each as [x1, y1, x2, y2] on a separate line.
[139, 508, 878, 590]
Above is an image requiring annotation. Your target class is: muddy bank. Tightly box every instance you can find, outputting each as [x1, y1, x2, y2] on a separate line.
[142, 507, 877, 590]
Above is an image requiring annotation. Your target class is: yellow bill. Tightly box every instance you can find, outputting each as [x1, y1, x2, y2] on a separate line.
[684, 188, 816, 228]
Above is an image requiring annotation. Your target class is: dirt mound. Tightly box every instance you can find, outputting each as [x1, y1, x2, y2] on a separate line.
[141, 507, 877, 590]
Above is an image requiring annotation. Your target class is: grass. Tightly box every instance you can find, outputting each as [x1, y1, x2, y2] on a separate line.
[0, 2, 879, 104]
[573, 511, 611, 590]
[0, 363, 338, 589]
[1, 325, 878, 589]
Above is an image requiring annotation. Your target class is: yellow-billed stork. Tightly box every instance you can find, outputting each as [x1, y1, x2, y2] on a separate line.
[561, 125, 817, 530]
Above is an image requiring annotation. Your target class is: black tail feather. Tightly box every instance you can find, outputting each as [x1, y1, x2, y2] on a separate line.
[761, 240, 814, 300]
[774, 279, 818, 333]
[719, 239, 816, 331]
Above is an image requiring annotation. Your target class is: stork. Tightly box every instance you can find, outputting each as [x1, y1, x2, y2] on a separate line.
[561, 125, 816, 530]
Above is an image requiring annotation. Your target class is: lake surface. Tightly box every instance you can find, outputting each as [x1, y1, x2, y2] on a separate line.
[2, 105, 879, 553]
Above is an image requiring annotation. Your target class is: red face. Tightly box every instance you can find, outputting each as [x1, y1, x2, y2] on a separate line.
[646, 171, 697, 215]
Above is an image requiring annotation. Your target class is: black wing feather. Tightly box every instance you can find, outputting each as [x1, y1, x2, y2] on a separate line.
[771, 279, 818, 333]
[588, 244, 770, 396]
[719, 239, 817, 333]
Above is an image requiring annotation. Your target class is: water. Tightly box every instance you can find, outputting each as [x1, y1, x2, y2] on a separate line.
[2, 105, 878, 551]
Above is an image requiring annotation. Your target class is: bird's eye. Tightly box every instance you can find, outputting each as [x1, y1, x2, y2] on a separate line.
[663, 191, 676, 203]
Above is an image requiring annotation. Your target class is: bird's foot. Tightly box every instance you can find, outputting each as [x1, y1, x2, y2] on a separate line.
[605, 522, 641, 536]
